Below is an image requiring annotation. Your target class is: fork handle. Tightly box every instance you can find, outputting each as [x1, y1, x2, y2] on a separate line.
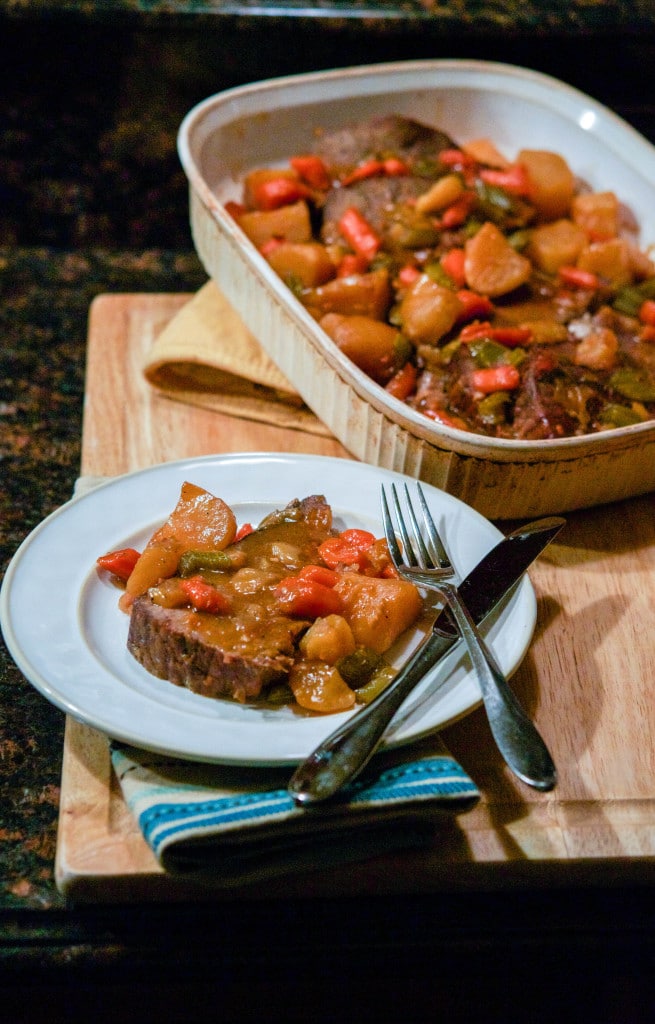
[439, 583, 557, 791]
[287, 627, 457, 805]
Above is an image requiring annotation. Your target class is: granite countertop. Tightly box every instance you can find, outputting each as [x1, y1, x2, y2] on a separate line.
[3, 0, 655, 31]
[0, 248, 208, 907]
[2, 8, 655, 1017]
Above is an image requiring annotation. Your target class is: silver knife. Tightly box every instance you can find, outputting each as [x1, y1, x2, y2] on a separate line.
[288, 515, 565, 805]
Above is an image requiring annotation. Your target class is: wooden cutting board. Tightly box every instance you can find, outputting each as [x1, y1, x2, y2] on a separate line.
[55, 292, 655, 901]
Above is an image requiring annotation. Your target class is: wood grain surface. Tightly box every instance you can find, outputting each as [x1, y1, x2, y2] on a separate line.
[55, 292, 655, 901]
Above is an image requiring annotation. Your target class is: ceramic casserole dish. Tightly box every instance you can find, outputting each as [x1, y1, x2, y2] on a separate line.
[178, 59, 655, 519]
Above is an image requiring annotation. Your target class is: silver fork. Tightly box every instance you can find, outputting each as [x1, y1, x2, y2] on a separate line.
[382, 482, 556, 792]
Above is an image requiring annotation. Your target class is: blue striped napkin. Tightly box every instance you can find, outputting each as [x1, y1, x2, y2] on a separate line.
[111, 743, 479, 888]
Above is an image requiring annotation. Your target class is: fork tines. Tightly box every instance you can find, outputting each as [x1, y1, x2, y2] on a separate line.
[381, 482, 451, 576]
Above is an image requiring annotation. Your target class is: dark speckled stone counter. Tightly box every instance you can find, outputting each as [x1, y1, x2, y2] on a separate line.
[2, 6, 655, 1020]
[0, 248, 207, 910]
[3, 0, 655, 32]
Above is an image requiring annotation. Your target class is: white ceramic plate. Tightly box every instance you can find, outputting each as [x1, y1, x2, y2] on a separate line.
[0, 453, 536, 764]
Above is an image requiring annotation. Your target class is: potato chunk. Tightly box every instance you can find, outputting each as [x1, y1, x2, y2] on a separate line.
[571, 191, 620, 240]
[304, 268, 392, 321]
[527, 219, 587, 274]
[320, 313, 406, 385]
[124, 483, 237, 604]
[299, 615, 356, 664]
[415, 174, 464, 216]
[265, 242, 335, 288]
[289, 660, 356, 713]
[398, 274, 462, 344]
[574, 328, 619, 371]
[464, 222, 532, 297]
[517, 149, 575, 221]
[238, 200, 312, 248]
[576, 238, 633, 288]
[462, 137, 510, 168]
[334, 575, 422, 654]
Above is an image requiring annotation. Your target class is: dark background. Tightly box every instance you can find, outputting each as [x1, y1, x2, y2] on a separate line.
[1, 6, 655, 1021]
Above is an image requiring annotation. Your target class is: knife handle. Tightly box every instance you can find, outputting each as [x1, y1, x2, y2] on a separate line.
[287, 628, 454, 805]
[438, 582, 557, 792]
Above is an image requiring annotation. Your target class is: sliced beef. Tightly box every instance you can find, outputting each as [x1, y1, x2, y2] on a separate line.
[127, 494, 334, 703]
[321, 176, 434, 248]
[314, 115, 458, 252]
[509, 355, 585, 440]
[312, 114, 456, 171]
[252, 493, 332, 535]
[127, 598, 306, 702]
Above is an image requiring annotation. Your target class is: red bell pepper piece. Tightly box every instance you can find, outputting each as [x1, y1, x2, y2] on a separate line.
[479, 163, 534, 198]
[337, 253, 370, 278]
[341, 157, 409, 187]
[586, 229, 615, 244]
[491, 326, 533, 346]
[440, 192, 476, 229]
[438, 149, 476, 170]
[259, 238, 284, 257]
[385, 362, 418, 401]
[641, 325, 655, 343]
[472, 365, 521, 394]
[337, 207, 382, 261]
[296, 564, 340, 588]
[422, 408, 470, 431]
[96, 548, 141, 582]
[639, 299, 655, 326]
[382, 157, 410, 176]
[318, 528, 376, 570]
[456, 290, 494, 323]
[532, 351, 557, 375]
[290, 154, 331, 190]
[440, 247, 466, 288]
[396, 264, 421, 287]
[341, 159, 385, 186]
[558, 265, 600, 290]
[461, 322, 533, 347]
[252, 177, 311, 211]
[180, 576, 231, 614]
[234, 522, 254, 542]
[274, 577, 343, 618]
[459, 320, 494, 341]
[224, 200, 246, 220]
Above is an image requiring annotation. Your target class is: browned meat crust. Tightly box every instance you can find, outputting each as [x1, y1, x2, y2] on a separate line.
[312, 114, 455, 170]
[127, 598, 306, 702]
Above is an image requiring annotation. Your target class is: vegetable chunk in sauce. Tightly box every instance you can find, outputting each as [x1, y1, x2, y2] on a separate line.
[96, 487, 422, 714]
[229, 114, 655, 440]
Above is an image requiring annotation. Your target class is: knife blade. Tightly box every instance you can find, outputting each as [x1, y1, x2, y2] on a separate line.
[288, 515, 565, 805]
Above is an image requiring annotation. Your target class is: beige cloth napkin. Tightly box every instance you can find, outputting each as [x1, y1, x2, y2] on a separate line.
[142, 281, 331, 436]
